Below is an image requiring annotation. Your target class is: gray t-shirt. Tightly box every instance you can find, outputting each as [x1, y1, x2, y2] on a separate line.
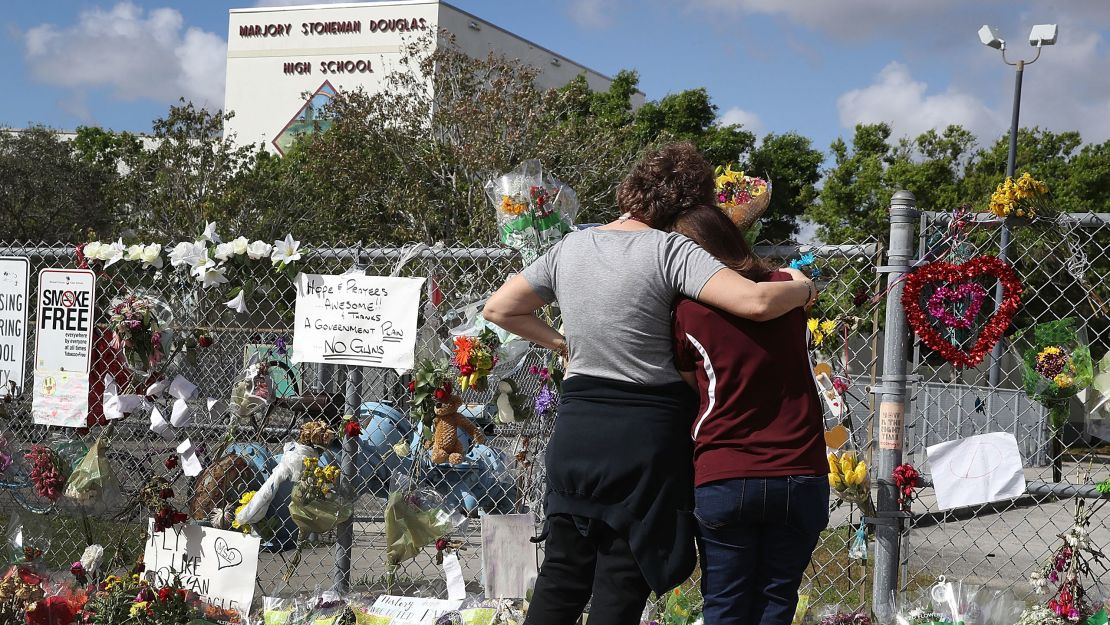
[521, 227, 725, 384]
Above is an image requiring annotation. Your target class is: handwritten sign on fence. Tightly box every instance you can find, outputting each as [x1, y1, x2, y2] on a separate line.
[292, 273, 424, 370]
[0, 257, 29, 394]
[143, 521, 260, 614]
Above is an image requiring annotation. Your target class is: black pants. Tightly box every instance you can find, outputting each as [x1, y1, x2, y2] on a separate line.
[525, 515, 652, 625]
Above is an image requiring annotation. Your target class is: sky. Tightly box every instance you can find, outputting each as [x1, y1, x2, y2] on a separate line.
[2, 0, 1110, 158]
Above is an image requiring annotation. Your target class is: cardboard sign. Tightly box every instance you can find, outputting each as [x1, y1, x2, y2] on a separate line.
[878, 401, 905, 450]
[0, 257, 30, 394]
[292, 274, 424, 369]
[144, 521, 260, 614]
[364, 596, 463, 625]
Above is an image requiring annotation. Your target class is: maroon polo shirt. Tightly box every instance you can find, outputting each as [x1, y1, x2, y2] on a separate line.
[673, 271, 828, 486]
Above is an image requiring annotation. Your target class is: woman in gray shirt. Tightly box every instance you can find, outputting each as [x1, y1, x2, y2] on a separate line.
[484, 142, 815, 625]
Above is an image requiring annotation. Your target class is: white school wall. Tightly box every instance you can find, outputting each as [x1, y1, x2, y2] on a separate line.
[224, 1, 641, 153]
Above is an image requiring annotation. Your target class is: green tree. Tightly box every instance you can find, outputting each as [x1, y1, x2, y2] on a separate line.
[0, 127, 117, 242]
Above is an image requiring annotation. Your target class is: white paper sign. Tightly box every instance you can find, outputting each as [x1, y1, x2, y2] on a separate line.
[481, 513, 539, 599]
[33, 269, 95, 372]
[926, 432, 1026, 510]
[0, 257, 30, 394]
[31, 369, 89, 427]
[292, 273, 424, 369]
[367, 596, 463, 625]
[144, 521, 260, 614]
[32, 269, 95, 427]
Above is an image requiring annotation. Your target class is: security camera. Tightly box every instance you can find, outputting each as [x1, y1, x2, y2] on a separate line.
[1029, 24, 1058, 47]
[979, 24, 1004, 50]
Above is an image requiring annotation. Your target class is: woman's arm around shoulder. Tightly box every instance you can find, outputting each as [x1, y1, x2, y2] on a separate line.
[697, 267, 816, 322]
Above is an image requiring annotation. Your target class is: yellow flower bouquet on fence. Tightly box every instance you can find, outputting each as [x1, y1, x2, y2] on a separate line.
[988, 172, 1051, 219]
[290, 457, 352, 535]
[828, 451, 874, 516]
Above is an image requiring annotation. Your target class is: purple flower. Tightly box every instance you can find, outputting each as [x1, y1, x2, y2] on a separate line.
[1068, 608, 1080, 621]
[1050, 571, 1059, 583]
[127, 319, 142, 330]
[534, 386, 556, 416]
[275, 336, 288, 355]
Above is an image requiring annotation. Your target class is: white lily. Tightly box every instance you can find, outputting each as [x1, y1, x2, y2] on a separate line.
[201, 221, 221, 243]
[246, 240, 272, 260]
[168, 241, 208, 268]
[224, 290, 248, 314]
[103, 239, 126, 267]
[126, 244, 145, 262]
[271, 234, 302, 265]
[141, 243, 163, 269]
[192, 259, 229, 287]
[214, 242, 236, 262]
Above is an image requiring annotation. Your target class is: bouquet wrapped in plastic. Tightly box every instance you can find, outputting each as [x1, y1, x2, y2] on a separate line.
[1016, 318, 1094, 428]
[106, 290, 173, 377]
[289, 457, 351, 535]
[62, 437, 122, 514]
[384, 483, 455, 565]
[714, 163, 771, 232]
[485, 160, 578, 264]
[828, 451, 874, 516]
[230, 362, 273, 423]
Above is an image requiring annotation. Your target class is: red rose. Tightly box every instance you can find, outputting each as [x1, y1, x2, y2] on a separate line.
[160, 488, 174, 500]
[407, 381, 416, 393]
[164, 455, 178, 470]
[158, 587, 174, 602]
[433, 389, 446, 401]
[344, 420, 362, 438]
[435, 538, 448, 552]
[198, 335, 214, 348]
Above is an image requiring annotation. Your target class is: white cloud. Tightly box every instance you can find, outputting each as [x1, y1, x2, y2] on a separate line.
[21, 2, 226, 110]
[718, 107, 765, 136]
[688, 0, 962, 37]
[567, 0, 613, 29]
[837, 62, 1002, 140]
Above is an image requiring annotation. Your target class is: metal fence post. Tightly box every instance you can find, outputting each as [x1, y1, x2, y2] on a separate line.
[872, 191, 917, 620]
[335, 364, 362, 592]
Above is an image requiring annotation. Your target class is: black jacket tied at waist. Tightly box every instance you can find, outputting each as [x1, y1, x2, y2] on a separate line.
[540, 374, 697, 594]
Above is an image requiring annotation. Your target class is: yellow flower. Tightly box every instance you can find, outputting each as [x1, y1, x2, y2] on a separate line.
[324, 465, 340, 481]
[104, 575, 121, 590]
[239, 491, 256, 506]
[812, 331, 825, 347]
[303, 457, 318, 470]
[820, 319, 837, 335]
[130, 601, 149, 618]
[807, 318, 819, 333]
[499, 195, 526, 216]
[1054, 374, 1074, 389]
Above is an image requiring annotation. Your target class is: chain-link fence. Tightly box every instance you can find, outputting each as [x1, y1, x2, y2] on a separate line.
[0, 238, 888, 611]
[892, 208, 1110, 604]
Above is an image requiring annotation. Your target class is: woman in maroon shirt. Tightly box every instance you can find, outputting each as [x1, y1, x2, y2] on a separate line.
[670, 206, 829, 625]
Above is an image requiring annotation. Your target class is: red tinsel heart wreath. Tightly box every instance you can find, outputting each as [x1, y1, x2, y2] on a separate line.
[902, 256, 1023, 369]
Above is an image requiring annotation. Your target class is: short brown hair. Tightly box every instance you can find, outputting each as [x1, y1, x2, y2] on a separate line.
[617, 142, 715, 230]
[670, 205, 770, 281]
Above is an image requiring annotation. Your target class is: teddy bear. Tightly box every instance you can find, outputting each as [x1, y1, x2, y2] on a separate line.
[425, 393, 486, 464]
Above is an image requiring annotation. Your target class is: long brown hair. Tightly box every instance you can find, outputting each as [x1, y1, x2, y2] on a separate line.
[671, 205, 770, 281]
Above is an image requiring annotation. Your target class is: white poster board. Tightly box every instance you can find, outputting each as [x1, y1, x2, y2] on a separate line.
[292, 273, 424, 369]
[32, 269, 95, 427]
[144, 521, 260, 614]
[0, 257, 30, 394]
[481, 514, 539, 598]
[926, 432, 1026, 510]
[365, 596, 464, 625]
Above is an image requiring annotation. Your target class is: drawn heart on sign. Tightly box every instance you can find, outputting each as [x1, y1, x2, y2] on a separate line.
[902, 256, 1022, 369]
[214, 537, 243, 570]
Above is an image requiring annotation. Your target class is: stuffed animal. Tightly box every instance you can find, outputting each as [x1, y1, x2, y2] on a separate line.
[494, 379, 530, 424]
[425, 393, 485, 464]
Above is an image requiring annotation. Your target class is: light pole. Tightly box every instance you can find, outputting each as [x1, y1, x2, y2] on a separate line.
[978, 23, 1058, 385]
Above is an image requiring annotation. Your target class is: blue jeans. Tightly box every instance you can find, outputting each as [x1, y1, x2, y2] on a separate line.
[695, 476, 830, 625]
